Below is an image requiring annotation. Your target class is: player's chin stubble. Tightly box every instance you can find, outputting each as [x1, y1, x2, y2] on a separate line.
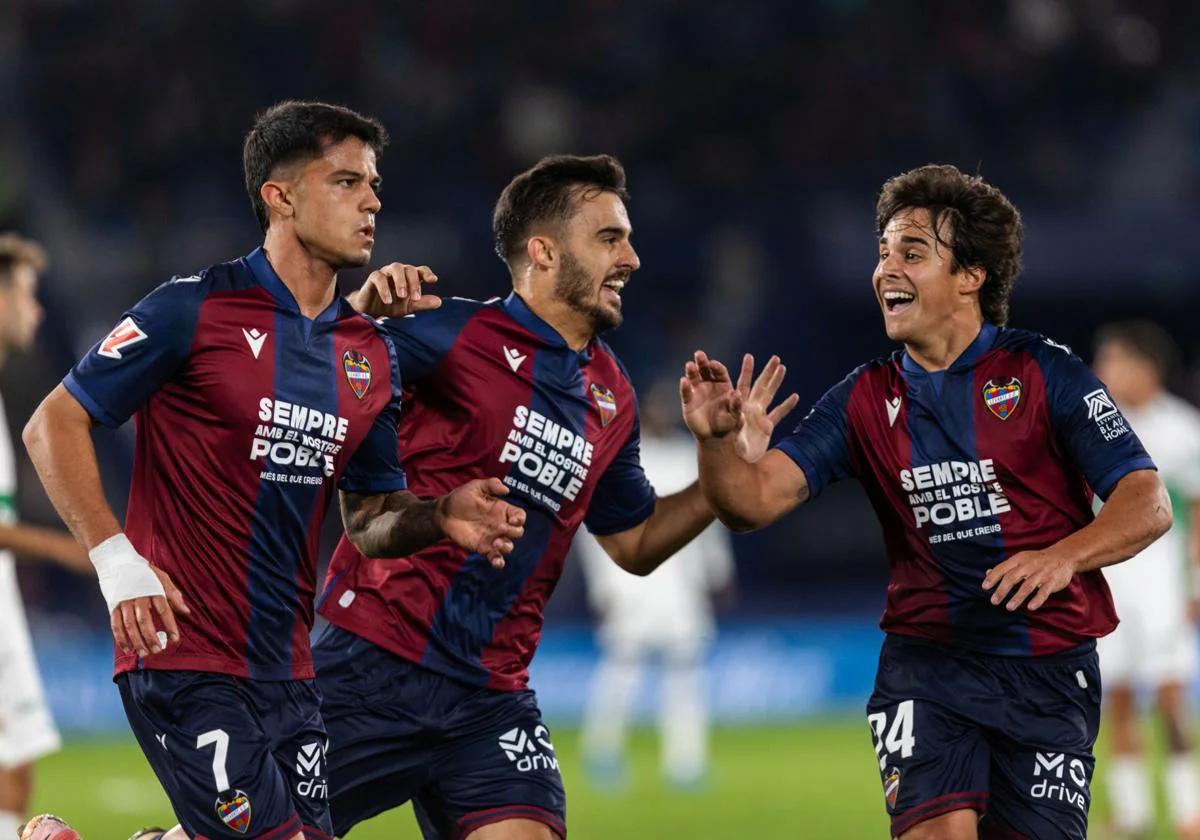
[557, 251, 622, 335]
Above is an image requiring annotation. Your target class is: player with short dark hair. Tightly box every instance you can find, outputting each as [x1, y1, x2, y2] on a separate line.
[681, 164, 1172, 839]
[313, 153, 716, 839]
[21, 100, 524, 840]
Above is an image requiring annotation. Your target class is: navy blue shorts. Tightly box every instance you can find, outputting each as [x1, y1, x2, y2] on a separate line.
[313, 624, 566, 839]
[117, 670, 332, 840]
[867, 634, 1102, 839]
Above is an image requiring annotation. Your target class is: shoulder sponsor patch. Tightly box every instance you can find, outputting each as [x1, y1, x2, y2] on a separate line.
[1083, 388, 1131, 441]
[97, 316, 148, 359]
[982, 378, 1022, 420]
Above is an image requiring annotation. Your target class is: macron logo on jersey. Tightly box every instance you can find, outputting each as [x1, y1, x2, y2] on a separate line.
[885, 396, 902, 427]
[503, 345, 527, 373]
[242, 327, 268, 359]
[97, 317, 148, 359]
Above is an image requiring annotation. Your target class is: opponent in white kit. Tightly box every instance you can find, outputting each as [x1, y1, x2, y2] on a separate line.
[1094, 321, 1200, 838]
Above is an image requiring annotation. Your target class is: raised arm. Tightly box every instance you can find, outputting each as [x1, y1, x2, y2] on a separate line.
[340, 477, 526, 568]
[682, 351, 807, 532]
[23, 384, 188, 656]
[983, 468, 1172, 612]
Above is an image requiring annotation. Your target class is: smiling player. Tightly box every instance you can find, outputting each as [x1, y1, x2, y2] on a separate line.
[314, 154, 717, 840]
[682, 164, 1172, 839]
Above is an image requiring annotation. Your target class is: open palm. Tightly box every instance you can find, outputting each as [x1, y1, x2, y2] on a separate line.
[733, 354, 800, 463]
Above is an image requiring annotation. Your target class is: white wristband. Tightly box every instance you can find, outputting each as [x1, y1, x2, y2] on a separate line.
[89, 533, 166, 617]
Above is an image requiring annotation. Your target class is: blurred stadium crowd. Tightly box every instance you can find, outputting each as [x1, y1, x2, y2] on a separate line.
[2, 0, 1200, 622]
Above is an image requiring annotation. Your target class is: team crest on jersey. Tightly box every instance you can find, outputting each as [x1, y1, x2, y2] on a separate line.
[342, 350, 372, 399]
[97, 316, 148, 359]
[590, 383, 617, 427]
[214, 789, 251, 834]
[883, 766, 901, 809]
[982, 377, 1022, 420]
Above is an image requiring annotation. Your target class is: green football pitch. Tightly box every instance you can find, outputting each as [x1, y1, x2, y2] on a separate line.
[26, 720, 1181, 839]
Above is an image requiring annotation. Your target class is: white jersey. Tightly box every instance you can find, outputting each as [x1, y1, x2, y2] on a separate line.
[0, 389, 61, 766]
[575, 432, 734, 650]
[1099, 391, 1200, 685]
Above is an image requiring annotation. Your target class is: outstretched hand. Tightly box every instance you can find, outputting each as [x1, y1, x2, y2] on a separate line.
[438, 478, 527, 569]
[732, 354, 800, 463]
[680, 351, 743, 441]
[348, 262, 443, 319]
[681, 351, 798, 462]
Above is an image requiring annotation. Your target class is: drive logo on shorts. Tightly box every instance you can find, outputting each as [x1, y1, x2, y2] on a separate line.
[498, 725, 559, 772]
[1030, 752, 1088, 812]
[294, 741, 328, 800]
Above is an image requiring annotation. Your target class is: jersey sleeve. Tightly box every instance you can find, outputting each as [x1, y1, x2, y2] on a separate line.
[773, 367, 861, 499]
[63, 276, 205, 427]
[1039, 340, 1156, 500]
[584, 412, 658, 536]
[382, 300, 478, 380]
[338, 402, 408, 494]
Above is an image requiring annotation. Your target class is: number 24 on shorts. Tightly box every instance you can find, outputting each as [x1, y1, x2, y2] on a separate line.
[868, 700, 916, 770]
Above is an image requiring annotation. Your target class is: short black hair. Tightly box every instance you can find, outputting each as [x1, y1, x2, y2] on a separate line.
[0, 232, 47, 287]
[876, 164, 1024, 326]
[243, 100, 389, 232]
[1097, 320, 1180, 382]
[492, 154, 629, 265]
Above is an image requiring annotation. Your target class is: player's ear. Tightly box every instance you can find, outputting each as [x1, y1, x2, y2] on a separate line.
[959, 265, 985, 295]
[260, 179, 295, 224]
[527, 235, 556, 271]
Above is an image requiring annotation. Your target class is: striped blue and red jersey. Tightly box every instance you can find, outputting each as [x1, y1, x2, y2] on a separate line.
[777, 322, 1155, 656]
[318, 293, 657, 690]
[64, 248, 407, 681]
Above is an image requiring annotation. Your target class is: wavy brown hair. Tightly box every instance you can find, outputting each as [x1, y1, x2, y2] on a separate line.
[876, 164, 1023, 326]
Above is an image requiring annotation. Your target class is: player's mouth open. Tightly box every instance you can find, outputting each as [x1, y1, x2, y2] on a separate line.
[358, 225, 375, 240]
[601, 277, 626, 303]
[883, 289, 916, 314]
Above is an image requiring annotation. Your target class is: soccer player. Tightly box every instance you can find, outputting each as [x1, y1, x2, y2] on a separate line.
[313, 154, 716, 839]
[575, 383, 734, 790]
[21, 101, 524, 840]
[1092, 321, 1200, 839]
[680, 164, 1172, 839]
[0, 234, 92, 840]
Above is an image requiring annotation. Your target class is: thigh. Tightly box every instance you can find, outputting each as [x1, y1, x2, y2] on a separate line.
[984, 651, 1102, 840]
[315, 625, 431, 837]
[264, 679, 332, 839]
[118, 671, 302, 839]
[0, 561, 60, 768]
[868, 638, 991, 837]
[417, 706, 567, 840]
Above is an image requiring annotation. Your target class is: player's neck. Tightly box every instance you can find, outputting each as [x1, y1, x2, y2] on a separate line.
[904, 315, 986, 372]
[513, 284, 593, 351]
[261, 233, 338, 319]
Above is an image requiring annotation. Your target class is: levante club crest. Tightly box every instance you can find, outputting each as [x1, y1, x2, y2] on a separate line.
[590, 383, 617, 427]
[982, 377, 1022, 420]
[215, 789, 252, 834]
[343, 350, 372, 400]
[883, 767, 901, 810]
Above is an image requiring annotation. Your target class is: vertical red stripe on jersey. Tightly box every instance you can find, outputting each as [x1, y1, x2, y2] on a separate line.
[973, 351, 1117, 655]
[847, 361, 954, 644]
[119, 290, 277, 675]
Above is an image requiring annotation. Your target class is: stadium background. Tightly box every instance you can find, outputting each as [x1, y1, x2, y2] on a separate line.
[3, 1, 1200, 836]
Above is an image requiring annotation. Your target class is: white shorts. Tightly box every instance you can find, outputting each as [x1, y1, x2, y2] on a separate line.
[1098, 596, 1199, 688]
[0, 558, 61, 767]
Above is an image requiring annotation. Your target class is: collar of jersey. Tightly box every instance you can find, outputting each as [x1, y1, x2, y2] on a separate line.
[501, 291, 594, 361]
[901, 321, 999, 376]
[245, 247, 343, 324]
